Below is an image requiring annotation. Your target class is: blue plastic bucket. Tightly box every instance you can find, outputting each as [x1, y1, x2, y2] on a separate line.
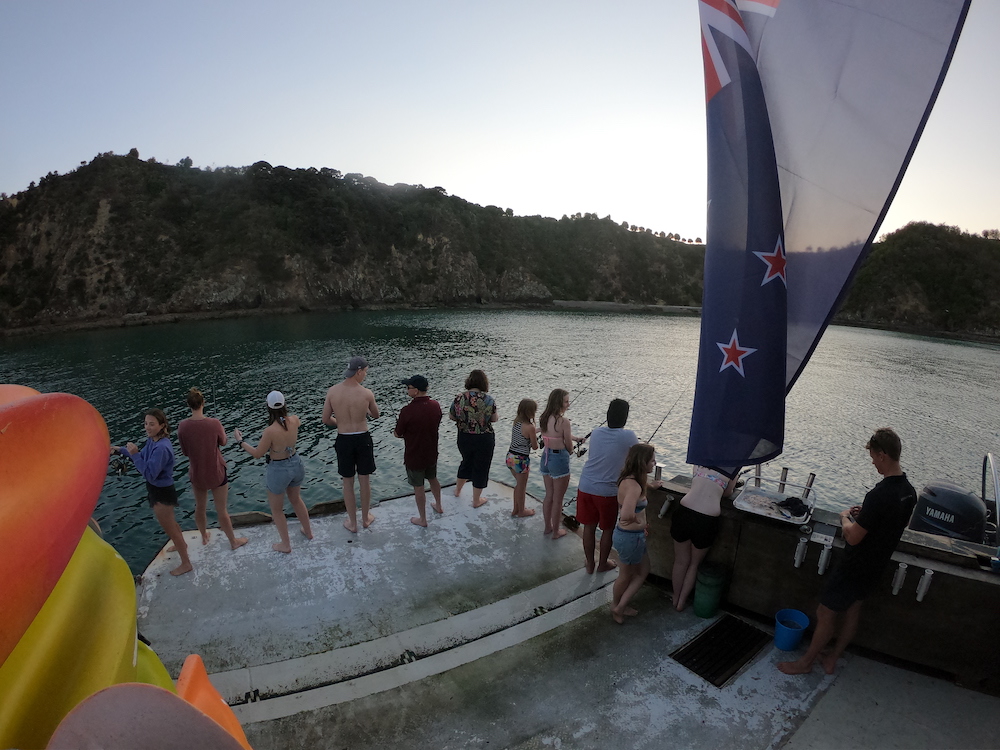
[774, 608, 809, 651]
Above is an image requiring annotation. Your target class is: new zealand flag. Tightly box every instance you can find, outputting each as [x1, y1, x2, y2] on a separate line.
[686, 0, 970, 475]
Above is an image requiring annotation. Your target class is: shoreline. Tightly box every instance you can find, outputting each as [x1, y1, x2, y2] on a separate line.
[2, 301, 998, 347]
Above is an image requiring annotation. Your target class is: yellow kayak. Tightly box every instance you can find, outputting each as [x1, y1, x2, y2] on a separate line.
[0, 528, 155, 748]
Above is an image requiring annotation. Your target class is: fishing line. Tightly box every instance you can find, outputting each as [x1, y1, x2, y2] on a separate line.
[644, 390, 687, 444]
[568, 373, 603, 409]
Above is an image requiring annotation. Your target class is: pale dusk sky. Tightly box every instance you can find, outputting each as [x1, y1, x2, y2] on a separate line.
[1, 1, 997, 241]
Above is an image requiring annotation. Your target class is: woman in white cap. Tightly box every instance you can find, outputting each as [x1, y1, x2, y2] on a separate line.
[234, 391, 313, 553]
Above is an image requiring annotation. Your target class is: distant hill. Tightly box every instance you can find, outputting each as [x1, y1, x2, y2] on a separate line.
[1, 154, 997, 339]
[0, 153, 705, 332]
[837, 222, 1000, 337]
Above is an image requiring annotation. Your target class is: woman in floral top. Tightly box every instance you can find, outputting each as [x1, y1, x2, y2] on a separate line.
[450, 369, 498, 508]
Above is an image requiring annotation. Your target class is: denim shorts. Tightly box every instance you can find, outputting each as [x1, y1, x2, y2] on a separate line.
[613, 526, 647, 565]
[266, 454, 305, 494]
[540, 447, 570, 478]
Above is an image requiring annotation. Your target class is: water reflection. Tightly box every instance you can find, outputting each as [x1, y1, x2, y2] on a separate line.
[3, 310, 999, 573]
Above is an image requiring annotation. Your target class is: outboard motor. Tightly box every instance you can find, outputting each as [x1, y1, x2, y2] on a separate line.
[909, 481, 987, 543]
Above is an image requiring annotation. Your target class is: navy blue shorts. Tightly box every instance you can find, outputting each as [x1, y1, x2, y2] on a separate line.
[335, 432, 376, 477]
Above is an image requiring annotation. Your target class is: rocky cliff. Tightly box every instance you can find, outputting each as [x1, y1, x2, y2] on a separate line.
[0, 154, 705, 332]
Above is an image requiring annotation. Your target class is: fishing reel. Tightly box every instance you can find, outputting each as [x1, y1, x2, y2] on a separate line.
[109, 455, 131, 476]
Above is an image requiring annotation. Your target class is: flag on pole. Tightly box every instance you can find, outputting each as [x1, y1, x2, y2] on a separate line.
[686, 0, 970, 474]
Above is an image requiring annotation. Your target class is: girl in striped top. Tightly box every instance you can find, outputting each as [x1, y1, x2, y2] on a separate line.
[506, 399, 538, 518]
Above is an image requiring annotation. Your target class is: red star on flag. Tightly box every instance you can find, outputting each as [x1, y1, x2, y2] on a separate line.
[717, 329, 757, 376]
[753, 236, 786, 286]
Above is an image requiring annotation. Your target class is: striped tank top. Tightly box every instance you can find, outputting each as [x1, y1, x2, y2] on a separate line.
[509, 421, 531, 456]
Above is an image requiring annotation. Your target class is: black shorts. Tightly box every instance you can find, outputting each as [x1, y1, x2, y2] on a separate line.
[456, 431, 495, 489]
[146, 482, 178, 508]
[670, 503, 720, 550]
[820, 567, 865, 612]
[335, 432, 376, 477]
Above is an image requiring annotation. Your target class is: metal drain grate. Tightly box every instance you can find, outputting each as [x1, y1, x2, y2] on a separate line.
[670, 614, 771, 688]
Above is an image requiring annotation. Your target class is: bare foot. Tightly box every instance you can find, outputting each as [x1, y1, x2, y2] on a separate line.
[343, 518, 358, 533]
[777, 659, 814, 675]
[623, 607, 639, 616]
[585, 562, 596, 574]
[170, 562, 193, 576]
[552, 528, 568, 539]
[166, 545, 176, 553]
[596, 560, 618, 573]
[453, 486, 463, 497]
[611, 609, 625, 624]
[362, 512, 376, 528]
[410, 516, 428, 527]
[543, 528, 553, 535]
[201, 531, 210, 546]
[820, 653, 839, 675]
[301, 528, 314, 540]
[272, 542, 291, 554]
[431, 503, 444, 514]
[230, 537, 249, 550]
[515, 508, 536, 518]
[472, 498, 488, 508]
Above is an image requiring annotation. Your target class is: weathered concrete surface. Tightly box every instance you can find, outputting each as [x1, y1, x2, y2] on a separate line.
[243, 588, 835, 750]
[784, 657, 1000, 750]
[138, 481, 587, 676]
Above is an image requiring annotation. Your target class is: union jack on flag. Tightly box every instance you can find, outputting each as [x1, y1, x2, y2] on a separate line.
[686, 0, 970, 474]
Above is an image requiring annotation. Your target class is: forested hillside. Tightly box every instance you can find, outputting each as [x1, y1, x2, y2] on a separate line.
[838, 222, 1000, 336]
[1, 153, 997, 339]
[0, 153, 704, 331]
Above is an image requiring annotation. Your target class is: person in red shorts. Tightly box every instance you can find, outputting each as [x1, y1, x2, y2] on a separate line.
[574, 399, 637, 573]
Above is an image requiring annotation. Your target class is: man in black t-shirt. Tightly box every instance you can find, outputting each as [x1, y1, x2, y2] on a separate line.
[779, 428, 916, 676]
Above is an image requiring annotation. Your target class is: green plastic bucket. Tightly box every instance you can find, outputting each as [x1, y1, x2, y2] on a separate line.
[693, 564, 725, 618]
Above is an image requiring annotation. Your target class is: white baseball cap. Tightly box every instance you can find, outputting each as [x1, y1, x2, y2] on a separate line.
[266, 390, 285, 409]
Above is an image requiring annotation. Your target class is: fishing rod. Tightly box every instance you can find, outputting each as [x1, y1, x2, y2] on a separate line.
[644, 390, 687, 444]
[568, 374, 603, 409]
[574, 386, 644, 457]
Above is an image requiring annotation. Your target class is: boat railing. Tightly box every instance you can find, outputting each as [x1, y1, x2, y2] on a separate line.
[982, 453, 1000, 543]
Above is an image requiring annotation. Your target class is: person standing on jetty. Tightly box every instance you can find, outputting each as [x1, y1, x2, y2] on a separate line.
[575, 398, 637, 573]
[234, 391, 313, 553]
[450, 369, 498, 508]
[611, 443, 660, 623]
[112, 409, 192, 576]
[779, 428, 916, 676]
[670, 465, 737, 611]
[506, 398, 539, 518]
[323, 356, 380, 532]
[394, 374, 444, 527]
[177, 387, 248, 551]
[539, 388, 585, 539]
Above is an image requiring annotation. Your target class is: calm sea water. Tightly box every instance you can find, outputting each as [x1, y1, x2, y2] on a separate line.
[3, 309, 999, 573]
